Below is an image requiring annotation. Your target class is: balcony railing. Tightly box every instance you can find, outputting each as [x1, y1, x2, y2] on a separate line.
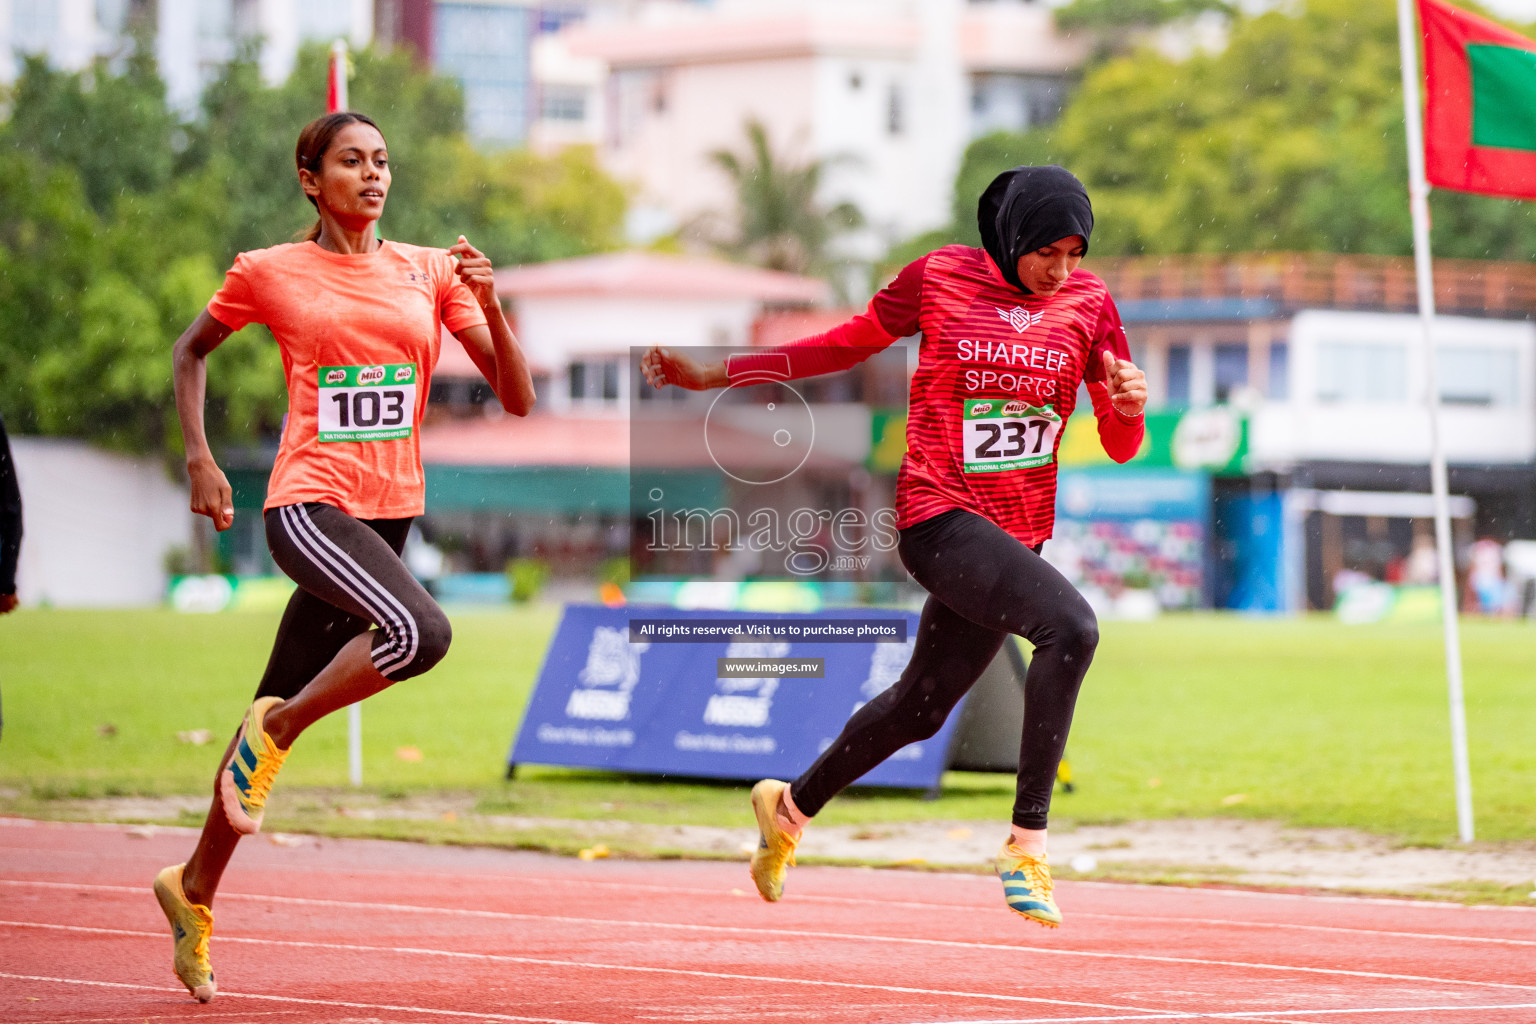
[1090, 253, 1536, 318]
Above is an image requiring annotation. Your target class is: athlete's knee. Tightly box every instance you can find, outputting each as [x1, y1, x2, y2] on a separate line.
[410, 605, 453, 675]
[1057, 604, 1099, 660]
[378, 603, 452, 680]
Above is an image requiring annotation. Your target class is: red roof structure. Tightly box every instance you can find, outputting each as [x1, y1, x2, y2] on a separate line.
[493, 251, 829, 305]
[420, 412, 856, 471]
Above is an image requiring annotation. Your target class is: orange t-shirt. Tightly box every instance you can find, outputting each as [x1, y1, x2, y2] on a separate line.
[207, 240, 487, 519]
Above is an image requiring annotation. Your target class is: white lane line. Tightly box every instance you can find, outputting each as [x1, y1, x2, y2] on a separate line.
[2, 882, 1531, 993]
[8, 878, 1534, 958]
[906, 1002, 1536, 1024]
[20, 1011, 302, 1024]
[0, 971, 602, 1023]
[0, 921, 1188, 1015]
[1068, 911, 1536, 947]
[7, 815, 1536, 921]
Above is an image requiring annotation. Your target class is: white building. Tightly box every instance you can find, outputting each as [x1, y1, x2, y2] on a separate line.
[9, 438, 193, 607]
[0, 0, 373, 113]
[1097, 253, 1536, 611]
[543, 0, 1085, 257]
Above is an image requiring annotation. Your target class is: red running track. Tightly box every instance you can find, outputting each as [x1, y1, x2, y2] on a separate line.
[2, 817, 1534, 1023]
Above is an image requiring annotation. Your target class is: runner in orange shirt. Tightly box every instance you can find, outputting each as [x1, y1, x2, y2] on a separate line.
[154, 112, 535, 1003]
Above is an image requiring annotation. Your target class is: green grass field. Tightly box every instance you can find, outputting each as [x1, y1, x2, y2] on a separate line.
[1, 606, 1532, 845]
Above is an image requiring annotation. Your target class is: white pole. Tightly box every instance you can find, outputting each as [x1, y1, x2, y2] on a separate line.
[331, 37, 361, 788]
[348, 703, 363, 787]
[329, 39, 348, 113]
[1396, 0, 1474, 843]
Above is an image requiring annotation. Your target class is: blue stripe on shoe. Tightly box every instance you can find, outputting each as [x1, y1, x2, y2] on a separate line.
[229, 760, 251, 796]
[234, 735, 259, 774]
[1006, 895, 1051, 910]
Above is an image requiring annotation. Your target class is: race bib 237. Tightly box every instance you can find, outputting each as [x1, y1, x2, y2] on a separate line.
[962, 398, 1061, 473]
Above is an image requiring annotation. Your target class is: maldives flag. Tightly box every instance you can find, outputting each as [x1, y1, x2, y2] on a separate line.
[1419, 0, 1536, 199]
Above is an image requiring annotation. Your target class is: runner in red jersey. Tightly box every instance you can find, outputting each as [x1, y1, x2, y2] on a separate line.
[153, 112, 535, 1002]
[641, 166, 1147, 927]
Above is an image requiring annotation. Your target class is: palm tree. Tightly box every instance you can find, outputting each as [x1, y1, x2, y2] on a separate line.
[704, 118, 864, 278]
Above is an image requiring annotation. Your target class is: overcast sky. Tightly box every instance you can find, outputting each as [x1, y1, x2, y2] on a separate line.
[1479, 0, 1536, 20]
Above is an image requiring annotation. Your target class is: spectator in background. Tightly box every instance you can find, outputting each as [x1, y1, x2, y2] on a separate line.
[1467, 538, 1507, 616]
[0, 409, 23, 742]
[1405, 533, 1440, 585]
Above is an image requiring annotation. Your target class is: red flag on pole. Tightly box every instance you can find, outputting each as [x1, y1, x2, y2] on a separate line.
[1419, 0, 1536, 199]
[327, 39, 348, 114]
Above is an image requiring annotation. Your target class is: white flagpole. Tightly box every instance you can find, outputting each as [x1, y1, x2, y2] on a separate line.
[1396, 0, 1474, 843]
[328, 38, 364, 788]
[329, 39, 349, 113]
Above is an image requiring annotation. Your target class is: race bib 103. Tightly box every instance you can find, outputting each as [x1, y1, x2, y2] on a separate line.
[962, 399, 1061, 473]
[317, 363, 417, 443]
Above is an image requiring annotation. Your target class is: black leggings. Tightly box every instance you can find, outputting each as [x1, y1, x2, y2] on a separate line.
[791, 508, 1098, 830]
[255, 503, 451, 700]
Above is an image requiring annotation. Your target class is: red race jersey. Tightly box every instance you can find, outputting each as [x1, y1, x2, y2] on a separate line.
[727, 245, 1143, 546]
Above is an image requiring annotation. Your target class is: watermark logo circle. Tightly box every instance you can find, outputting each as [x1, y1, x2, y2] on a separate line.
[704, 378, 816, 485]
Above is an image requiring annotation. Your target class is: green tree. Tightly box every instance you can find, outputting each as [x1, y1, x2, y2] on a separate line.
[903, 0, 1536, 262]
[6, 50, 181, 215]
[1055, 0, 1232, 34]
[704, 118, 864, 278]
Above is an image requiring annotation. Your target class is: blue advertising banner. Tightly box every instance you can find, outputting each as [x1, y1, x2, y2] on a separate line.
[509, 605, 958, 789]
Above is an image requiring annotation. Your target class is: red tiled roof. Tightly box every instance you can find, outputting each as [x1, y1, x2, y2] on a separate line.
[566, 9, 1081, 72]
[567, 15, 920, 66]
[434, 326, 548, 381]
[419, 412, 855, 470]
[494, 251, 828, 305]
[752, 309, 861, 349]
[421, 415, 629, 468]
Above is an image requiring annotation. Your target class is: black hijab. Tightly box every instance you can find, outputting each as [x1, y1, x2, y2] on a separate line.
[977, 165, 1094, 294]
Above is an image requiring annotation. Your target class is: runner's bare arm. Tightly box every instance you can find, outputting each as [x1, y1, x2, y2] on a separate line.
[639, 347, 729, 391]
[172, 309, 237, 531]
[448, 236, 536, 416]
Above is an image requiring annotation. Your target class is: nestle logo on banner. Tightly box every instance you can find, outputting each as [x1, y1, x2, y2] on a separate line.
[703, 694, 771, 727]
[1003, 400, 1029, 416]
[702, 640, 787, 729]
[325, 369, 347, 384]
[357, 365, 386, 386]
[565, 626, 649, 721]
[996, 306, 1044, 333]
[566, 690, 630, 720]
[394, 366, 413, 382]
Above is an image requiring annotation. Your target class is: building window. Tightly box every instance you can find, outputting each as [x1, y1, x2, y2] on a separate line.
[1166, 345, 1192, 406]
[1213, 343, 1248, 403]
[434, 2, 534, 144]
[887, 83, 904, 135]
[1317, 342, 1407, 403]
[1267, 341, 1289, 400]
[569, 357, 621, 404]
[540, 85, 586, 122]
[537, 4, 586, 34]
[1436, 346, 1518, 406]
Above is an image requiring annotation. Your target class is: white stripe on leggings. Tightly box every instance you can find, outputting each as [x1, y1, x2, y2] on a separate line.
[287, 504, 419, 676]
[279, 504, 419, 677]
[282, 504, 417, 677]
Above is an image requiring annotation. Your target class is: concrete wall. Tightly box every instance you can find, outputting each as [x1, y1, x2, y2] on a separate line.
[10, 438, 193, 608]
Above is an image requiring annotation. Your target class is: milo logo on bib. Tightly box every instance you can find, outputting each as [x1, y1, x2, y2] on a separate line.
[962, 398, 1061, 473]
[317, 363, 417, 443]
